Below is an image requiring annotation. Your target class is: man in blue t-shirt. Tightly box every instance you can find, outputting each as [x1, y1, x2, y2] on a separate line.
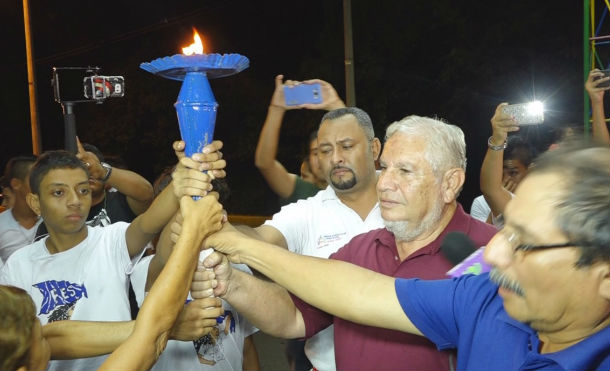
[202, 140, 610, 371]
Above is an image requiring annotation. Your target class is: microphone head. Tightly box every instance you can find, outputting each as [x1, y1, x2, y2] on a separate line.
[440, 231, 477, 266]
[441, 231, 492, 277]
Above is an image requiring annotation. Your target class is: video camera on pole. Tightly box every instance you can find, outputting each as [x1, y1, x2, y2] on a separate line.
[51, 66, 125, 153]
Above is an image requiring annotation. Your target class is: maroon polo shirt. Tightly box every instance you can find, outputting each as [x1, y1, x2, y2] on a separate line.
[292, 204, 497, 371]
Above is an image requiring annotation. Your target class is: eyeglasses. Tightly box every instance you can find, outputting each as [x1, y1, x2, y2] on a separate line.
[504, 231, 576, 252]
[496, 214, 578, 253]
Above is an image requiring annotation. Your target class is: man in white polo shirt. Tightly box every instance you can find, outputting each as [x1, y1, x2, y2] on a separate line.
[239, 107, 384, 370]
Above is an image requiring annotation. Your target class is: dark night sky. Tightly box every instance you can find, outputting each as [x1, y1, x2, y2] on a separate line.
[1, 0, 601, 215]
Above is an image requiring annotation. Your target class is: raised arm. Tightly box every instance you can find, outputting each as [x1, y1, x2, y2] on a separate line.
[255, 75, 345, 198]
[76, 139, 154, 215]
[98, 194, 224, 371]
[254, 75, 298, 198]
[585, 69, 610, 144]
[480, 103, 519, 218]
[203, 224, 422, 336]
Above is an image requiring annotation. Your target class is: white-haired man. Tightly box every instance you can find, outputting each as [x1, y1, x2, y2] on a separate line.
[195, 116, 496, 370]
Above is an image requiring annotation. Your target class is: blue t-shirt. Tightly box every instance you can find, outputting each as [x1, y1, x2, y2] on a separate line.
[395, 274, 610, 371]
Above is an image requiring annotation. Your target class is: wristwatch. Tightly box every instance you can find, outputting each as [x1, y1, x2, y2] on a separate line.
[100, 162, 113, 182]
[487, 136, 507, 151]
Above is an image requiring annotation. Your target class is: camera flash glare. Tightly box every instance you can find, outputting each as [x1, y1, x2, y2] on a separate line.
[526, 101, 543, 115]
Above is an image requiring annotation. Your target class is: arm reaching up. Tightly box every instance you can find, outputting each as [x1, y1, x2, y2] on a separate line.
[76, 138, 154, 215]
[98, 194, 224, 371]
[585, 69, 610, 144]
[255, 75, 343, 198]
[480, 103, 519, 218]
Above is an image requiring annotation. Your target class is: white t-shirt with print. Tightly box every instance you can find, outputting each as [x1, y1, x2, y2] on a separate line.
[0, 222, 137, 371]
[130, 255, 258, 371]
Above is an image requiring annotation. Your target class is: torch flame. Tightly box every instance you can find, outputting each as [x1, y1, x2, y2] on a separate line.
[182, 30, 204, 55]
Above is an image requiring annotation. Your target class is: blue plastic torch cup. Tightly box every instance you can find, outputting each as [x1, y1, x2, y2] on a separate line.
[140, 52, 249, 201]
[175, 72, 218, 158]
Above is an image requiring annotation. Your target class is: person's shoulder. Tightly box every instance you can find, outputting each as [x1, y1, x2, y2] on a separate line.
[331, 227, 388, 260]
[3, 239, 46, 264]
[445, 273, 500, 309]
[350, 227, 389, 243]
[458, 204, 497, 246]
[276, 186, 330, 212]
[92, 222, 130, 238]
[0, 209, 15, 227]
[472, 194, 486, 203]
[468, 217, 497, 238]
[0, 209, 11, 220]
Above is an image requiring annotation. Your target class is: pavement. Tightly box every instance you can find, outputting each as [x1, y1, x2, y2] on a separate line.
[252, 332, 290, 370]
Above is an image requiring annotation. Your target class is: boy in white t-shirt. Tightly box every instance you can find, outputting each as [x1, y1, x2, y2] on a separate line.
[0, 145, 224, 371]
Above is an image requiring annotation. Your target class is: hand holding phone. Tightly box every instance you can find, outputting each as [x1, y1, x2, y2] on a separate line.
[284, 83, 323, 106]
[501, 101, 544, 125]
[592, 69, 610, 88]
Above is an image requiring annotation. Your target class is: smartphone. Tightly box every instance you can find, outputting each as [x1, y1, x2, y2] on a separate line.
[284, 83, 323, 106]
[502, 101, 544, 125]
[52, 67, 125, 103]
[84, 76, 125, 100]
[594, 69, 610, 88]
[52, 67, 97, 103]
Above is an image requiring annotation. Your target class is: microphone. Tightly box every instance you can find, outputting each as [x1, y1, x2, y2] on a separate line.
[440, 231, 491, 277]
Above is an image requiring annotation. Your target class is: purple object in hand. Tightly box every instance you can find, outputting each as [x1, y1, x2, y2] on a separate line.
[446, 247, 492, 277]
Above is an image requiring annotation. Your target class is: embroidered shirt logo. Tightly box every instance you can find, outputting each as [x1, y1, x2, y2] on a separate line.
[32, 280, 88, 315]
[317, 232, 347, 249]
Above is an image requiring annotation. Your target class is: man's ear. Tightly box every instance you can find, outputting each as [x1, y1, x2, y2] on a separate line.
[441, 168, 465, 203]
[26, 193, 40, 217]
[371, 138, 382, 161]
[596, 263, 610, 301]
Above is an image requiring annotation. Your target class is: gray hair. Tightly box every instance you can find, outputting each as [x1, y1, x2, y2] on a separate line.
[320, 107, 375, 141]
[528, 139, 610, 267]
[384, 115, 467, 175]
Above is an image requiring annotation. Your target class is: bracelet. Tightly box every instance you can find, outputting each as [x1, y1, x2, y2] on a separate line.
[100, 162, 113, 182]
[487, 137, 507, 151]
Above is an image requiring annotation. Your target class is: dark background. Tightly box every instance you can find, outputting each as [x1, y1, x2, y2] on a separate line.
[1, 1, 605, 216]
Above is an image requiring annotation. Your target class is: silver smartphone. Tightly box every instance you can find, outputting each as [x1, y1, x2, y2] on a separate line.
[502, 101, 544, 125]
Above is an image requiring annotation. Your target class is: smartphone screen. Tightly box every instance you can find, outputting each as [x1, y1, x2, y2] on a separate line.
[284, 83, 323, 106]
[502, 102, 544, 125]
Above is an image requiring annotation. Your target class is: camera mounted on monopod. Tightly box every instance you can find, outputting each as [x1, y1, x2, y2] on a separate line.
[51, 66, 125, 153]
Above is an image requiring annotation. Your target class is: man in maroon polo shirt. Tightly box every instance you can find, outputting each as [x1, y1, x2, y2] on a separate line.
[194, 115, 496, 371]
